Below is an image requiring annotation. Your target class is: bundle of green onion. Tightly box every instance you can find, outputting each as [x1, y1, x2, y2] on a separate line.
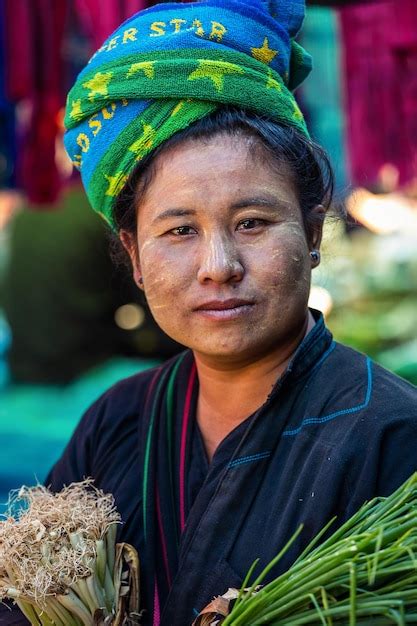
[0, 480, 140, 626]
[194, 473, 417, 625]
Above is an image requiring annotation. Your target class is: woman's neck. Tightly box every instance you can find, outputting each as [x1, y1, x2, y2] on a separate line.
[195, 311, 316, 461]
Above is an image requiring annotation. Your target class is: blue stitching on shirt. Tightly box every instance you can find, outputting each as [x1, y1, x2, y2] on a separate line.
[306, 340, 336, 378]
[282, 357, 373, 437]
[229, 451, 272, 468]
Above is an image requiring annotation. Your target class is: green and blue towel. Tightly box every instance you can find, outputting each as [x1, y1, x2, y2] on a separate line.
[64, 0, 312, 228]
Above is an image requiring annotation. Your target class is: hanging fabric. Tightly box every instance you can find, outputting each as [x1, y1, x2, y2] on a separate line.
[74, 0, 148, 51]
[339, 0, 417, 188]
[0, 0, 16, 189]
[2, 0, 151, 206]
[4, 0, 67, 204]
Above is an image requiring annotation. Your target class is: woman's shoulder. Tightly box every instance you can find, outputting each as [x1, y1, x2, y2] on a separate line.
[318, 340, 417, 426]
[46, 350, 191, 491]
[84, 349, 190, 427]
[331, 341, 416, 398]
[91, 363, 161, 418]
[293, 340, 417, 498]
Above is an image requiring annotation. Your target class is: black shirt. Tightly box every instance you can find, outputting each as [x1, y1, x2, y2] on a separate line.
[2, 313, 416, 626]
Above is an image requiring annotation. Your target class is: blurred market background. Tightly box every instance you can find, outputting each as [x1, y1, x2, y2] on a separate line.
[0, 0, 416, 510]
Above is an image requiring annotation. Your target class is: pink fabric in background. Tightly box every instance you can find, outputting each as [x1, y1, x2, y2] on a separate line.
[4, 0, 34, 101]
[339, 0, 417, 188]
[74, 0, 148, 51]
[4, 0, 67, 204]
[3, 0, 150, 204]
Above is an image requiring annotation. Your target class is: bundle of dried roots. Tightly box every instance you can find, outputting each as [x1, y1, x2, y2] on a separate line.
[0, 480, 140, 626]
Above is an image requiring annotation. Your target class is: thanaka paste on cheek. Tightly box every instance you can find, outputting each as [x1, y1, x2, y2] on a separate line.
[137, 240, 173, 311]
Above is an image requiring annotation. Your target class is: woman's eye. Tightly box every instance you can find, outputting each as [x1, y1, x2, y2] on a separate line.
[169, 225, 196, 236]
[236, 218, 267, 231]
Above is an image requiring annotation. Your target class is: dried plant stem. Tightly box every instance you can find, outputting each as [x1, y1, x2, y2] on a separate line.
[87, 573, 106, 612]
[104, 566, 116, 606]
[16, 600, 42, 626]
[33, 605, 55, 626]
[106, 524, 117, 575]
[40, 602, 65, 626]
[48, 597, 81, 626]
[72, 580, 92, 614]
[96, 540, 106, 587]
[57, 591, 94, 626]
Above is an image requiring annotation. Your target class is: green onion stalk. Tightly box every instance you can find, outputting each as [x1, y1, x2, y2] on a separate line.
[0, 481, 141, 626]
[193, 473, 417, 625]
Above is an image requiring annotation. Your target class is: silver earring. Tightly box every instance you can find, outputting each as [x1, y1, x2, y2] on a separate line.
[310, 250, 320, 264]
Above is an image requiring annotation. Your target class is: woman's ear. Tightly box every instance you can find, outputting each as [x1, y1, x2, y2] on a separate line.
[309, 204, 326, 251]
[119, 229, 144, 290]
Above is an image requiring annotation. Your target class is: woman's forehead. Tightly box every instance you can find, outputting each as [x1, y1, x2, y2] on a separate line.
[145, 133, 292, 188]
[136, 136, 299, 221]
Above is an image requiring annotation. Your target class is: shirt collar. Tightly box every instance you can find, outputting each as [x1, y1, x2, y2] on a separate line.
[276, 308, 334, 386]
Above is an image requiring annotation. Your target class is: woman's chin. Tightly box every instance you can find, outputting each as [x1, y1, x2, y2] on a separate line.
[189, 335, 278, 366]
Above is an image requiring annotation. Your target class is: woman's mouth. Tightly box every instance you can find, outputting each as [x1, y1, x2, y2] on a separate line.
[193, 299, 255, 321]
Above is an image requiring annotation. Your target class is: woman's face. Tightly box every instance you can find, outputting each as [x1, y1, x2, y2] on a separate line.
[122, 133, 321, 366]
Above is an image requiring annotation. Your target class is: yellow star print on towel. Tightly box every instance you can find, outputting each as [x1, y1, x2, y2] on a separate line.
[188, 60, 244, 92]
[83, 72, 113, 102]
[266, 68, 282, 91]
[251, 38, 279, 64]
[69, 99, 83, 121]
[293, 100, 303, 121]
[129, 124, 157, 159]
[104, 172, 128, 197]
[126, 62, 156, 79]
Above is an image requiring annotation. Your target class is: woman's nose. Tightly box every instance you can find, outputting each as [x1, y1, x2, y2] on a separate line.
[197, 233, 244, 284]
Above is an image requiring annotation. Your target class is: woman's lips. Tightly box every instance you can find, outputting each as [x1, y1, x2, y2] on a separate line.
[193, 299, 255, 321]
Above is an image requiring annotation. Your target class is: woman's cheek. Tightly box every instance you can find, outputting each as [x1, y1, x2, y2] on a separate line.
[257, 229, 310, 291]
[139, 241, 192, 314]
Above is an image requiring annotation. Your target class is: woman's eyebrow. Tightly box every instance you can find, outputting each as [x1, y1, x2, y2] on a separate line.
[153, 197, 291, 223]
[153, 208, 196, 223]
[230, 196, 291, 211]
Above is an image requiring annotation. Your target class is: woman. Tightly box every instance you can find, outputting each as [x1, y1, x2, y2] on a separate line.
[3, 1, 417, 625]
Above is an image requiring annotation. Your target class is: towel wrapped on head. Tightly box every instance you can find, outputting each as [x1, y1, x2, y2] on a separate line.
[64, 0, 312, 228]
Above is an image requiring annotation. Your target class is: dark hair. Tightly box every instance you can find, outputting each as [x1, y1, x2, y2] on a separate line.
[111, 107, 337, 263]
